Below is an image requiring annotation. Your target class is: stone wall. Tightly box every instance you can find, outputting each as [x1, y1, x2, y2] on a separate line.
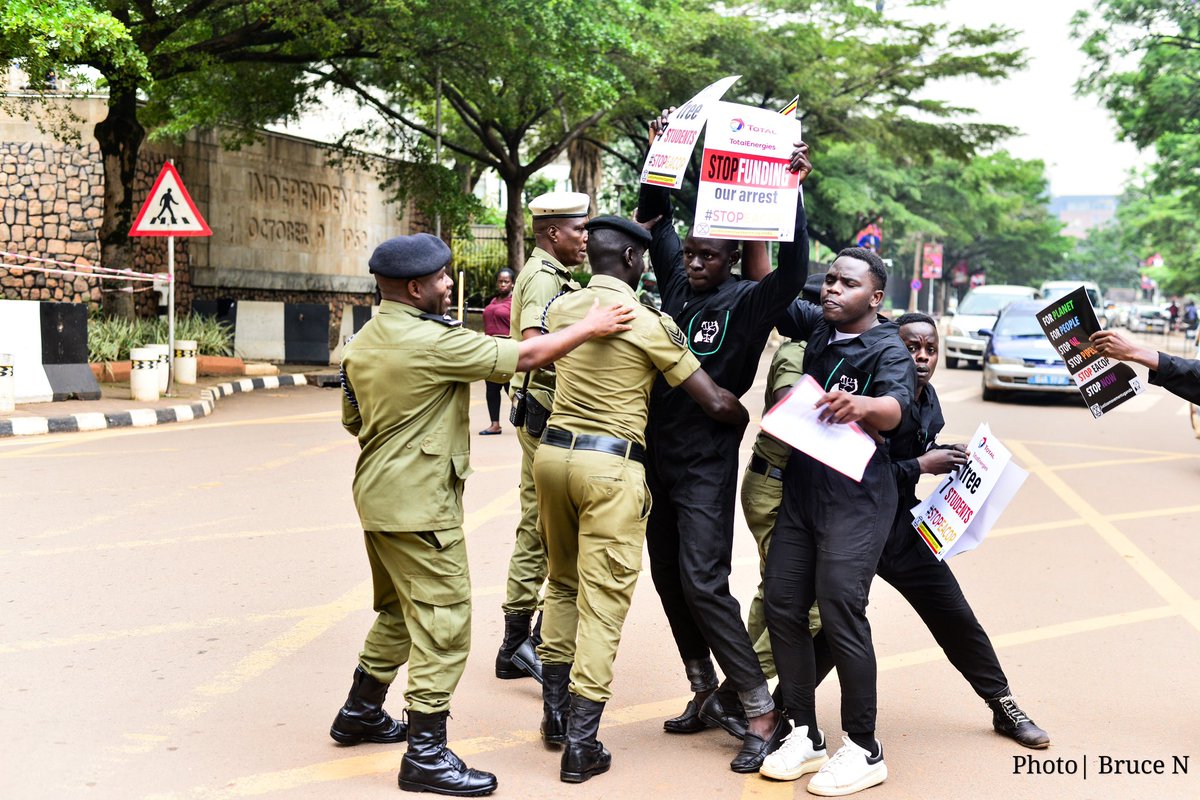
[2, 95, 423, 343]
[0, 140, 105, 305]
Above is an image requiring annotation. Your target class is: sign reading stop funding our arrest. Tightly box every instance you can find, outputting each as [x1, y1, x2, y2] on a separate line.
[1037, 286, 1143, 419]
[910, 423, 1027, 561]
[692, 101, 803, 241]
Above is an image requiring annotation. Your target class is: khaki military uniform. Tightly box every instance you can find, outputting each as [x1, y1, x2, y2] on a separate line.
[341, 300, 519, 714]
[739, 341, 820, 677]
[534, 274, 700, 703]
[505, 248, 581, 615]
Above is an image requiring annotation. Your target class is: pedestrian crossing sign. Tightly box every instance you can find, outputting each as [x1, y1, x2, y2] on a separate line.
[129, 162, 211, 237]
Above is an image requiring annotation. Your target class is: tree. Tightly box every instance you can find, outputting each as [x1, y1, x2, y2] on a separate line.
[315, 0, 654, 271]
[1063, 223, 1141, 294]
[1075, 0, 1200, 290]
[2, 1, 410, 315]
[589, 0, 1026, 251]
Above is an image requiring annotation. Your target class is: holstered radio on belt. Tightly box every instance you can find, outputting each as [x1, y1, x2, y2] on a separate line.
[509, 371, 532, 428]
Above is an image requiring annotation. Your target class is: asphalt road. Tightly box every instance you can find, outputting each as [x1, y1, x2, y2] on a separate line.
[2, 334, 1198, 800]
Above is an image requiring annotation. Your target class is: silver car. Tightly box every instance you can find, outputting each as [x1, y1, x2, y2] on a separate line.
[980, 300, 1076, 402]
[943, 285, 1037, 369]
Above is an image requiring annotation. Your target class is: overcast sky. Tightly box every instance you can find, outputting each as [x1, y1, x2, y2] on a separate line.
[906, 0, 1148, 197]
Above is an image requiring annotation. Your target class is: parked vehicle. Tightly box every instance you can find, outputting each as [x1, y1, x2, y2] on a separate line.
[943, 284, 1038, 369]
[1040, 280, 1106, 326]
[1127, 305, 1170, 335]
[980, 300, 1076, 402]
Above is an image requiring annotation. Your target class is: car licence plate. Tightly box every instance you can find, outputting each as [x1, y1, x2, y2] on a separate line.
[1030, 374, 1071, 386]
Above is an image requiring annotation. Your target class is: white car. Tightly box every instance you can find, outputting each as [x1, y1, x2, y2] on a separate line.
[1127, 305, 1170, 334]
[943, 284, 1037, 369]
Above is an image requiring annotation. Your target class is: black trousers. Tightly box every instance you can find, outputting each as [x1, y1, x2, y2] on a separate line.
[765, 449, 894, 735]
[645, 419, 766, 694]
[484, 380, 508, 424]
[808, 514, 1010, 700]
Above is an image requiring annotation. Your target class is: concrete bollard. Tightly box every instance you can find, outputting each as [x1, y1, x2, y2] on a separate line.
[148, 343, 170, 393]
[129, 347, 160, 402]
[174, 339, 198, 385]
[0, 353, 13, 414]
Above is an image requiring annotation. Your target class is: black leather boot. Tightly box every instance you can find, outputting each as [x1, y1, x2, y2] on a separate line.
[495, 613, 541, 681]
[987, 693, 1050, 749]
[560, 695, 611, 783]
[541, 662, 571, 748]
[398, 710, 497, 796]
[329, 666, 407, 745]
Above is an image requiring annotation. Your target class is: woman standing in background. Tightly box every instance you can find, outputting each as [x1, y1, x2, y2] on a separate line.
[480, 268, 516, 434]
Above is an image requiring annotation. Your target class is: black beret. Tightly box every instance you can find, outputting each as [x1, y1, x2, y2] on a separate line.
[585, 215, 653, 246]
[369, 233, 451, 279]
[802, 272, 824, 304]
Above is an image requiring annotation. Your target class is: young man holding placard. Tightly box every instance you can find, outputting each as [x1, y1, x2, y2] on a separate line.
[761, 312, 1049, 786]
[634, 107, 812, 773]
[762, 249, 914, 796]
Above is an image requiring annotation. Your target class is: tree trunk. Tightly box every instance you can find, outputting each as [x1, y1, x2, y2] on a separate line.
[568, 138, 603, 215]
[504, 175, 527, 272]
[94, 85, 145, 318]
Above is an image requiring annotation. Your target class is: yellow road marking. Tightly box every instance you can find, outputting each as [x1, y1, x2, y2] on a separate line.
[112, 487, 520, 760]
[1048, 454, 1194, 472]
[0, 607, 324, 654]
[159, 603, 1180, 798]
[1009, 441, 1200, 632]
[1010, 438, 1200, 459]
[5, 523, 360, 558]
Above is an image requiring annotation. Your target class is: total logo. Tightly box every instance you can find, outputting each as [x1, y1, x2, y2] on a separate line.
[729, 118, 776, 136]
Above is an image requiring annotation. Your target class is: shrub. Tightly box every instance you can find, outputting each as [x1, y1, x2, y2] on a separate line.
[88, 313, 233, 362]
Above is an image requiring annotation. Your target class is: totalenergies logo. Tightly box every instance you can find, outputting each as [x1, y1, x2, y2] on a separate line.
[729, 118, 776, 136]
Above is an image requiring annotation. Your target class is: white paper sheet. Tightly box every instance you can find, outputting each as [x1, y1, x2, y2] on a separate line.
[759, 374, 877, 482]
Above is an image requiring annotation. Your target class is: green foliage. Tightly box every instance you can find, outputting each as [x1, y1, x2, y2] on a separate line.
[1063, 223, 1142, 294]
[88, 313, 233, 362]
[1075, 0, 1200, 290]
[595, 0, 1026, 248]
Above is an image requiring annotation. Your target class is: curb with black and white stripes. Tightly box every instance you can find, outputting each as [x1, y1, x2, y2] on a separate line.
[0, 375, 309, 438]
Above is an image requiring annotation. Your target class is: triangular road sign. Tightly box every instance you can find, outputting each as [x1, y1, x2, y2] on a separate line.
[130, 163, 212, 237]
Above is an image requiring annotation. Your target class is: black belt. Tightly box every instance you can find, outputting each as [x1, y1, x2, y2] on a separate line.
[748, 454, 784, 481]
[542, 428, 645, 465]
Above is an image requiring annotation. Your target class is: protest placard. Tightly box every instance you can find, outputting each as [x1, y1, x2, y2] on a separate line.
[910, 423, 1027, 560]
[691, 101, 803, 241]
[1037, 286, 1143, 419]
[760, 375, 877, 482]
[640, 75, 741, 190]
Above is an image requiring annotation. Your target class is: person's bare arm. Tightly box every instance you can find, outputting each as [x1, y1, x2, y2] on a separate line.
[742, 241, 770, 281]
[678, 369, 749, 427]
[1090, 330, 1160, 371]
[516, 300, 635, 372]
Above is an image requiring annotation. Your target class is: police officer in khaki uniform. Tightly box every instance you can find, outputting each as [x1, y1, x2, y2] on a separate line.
[532, 216, 749, 784]
[495, 191, 592, 684]
[332, 232, 634, 796]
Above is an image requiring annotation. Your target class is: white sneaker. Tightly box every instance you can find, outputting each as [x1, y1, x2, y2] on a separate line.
[760, 725, 828, 781]
[806, 737, 887, 796]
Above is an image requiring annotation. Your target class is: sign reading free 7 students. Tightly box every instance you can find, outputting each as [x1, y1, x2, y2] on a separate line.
[1037, 286, 1143, 419]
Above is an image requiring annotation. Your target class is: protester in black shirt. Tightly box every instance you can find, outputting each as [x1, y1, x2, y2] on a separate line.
[762, 248, 913, 796]
[634, 108, 811, 773]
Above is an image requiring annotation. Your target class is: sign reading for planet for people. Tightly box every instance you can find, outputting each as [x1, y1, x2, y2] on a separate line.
[1036, 286, 1143, 419]
[692, 102, 803, 241]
